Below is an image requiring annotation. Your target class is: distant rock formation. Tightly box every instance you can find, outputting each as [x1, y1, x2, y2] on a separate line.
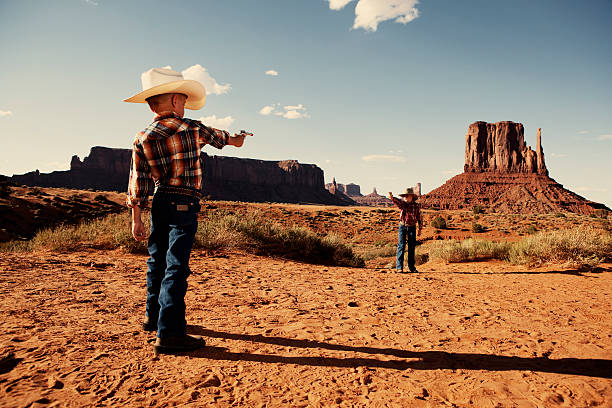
[325, 180, 362, 197]
[464, 121, 548, 175]
[10, 146, 352, 206]
[352, 187, 392, 207]
[423, 121, 609, 214]
[324, 178, 356, 205]
[345, 183, 361, 197]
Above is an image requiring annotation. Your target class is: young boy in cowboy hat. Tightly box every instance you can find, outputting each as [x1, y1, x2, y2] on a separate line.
[124, 67, 249, 354]
[388, 188, 423, 273]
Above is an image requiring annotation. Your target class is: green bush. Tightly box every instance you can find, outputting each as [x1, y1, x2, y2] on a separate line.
[526, 225, 538, 235]
[431, 216, 447, 229]
[472, 205, 484, 214]
[472, 223, 485, 233]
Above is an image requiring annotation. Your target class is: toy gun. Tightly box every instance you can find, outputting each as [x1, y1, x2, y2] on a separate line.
[237, 130, 253, 137]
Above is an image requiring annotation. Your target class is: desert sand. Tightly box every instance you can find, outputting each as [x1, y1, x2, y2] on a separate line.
[1, 246, 610, 407]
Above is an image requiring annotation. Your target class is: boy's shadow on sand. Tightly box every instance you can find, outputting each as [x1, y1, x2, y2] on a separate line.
[186, 326, 611, 378]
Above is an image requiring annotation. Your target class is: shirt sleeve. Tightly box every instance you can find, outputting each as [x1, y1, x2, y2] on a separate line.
[391, 196, 407, 210]
[194, 121, 229, 150]
[126, 140, 154, 208]
[417, 204, 423, 229]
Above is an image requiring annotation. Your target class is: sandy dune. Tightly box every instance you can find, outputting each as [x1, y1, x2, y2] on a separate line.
[1, 249, 610, 407]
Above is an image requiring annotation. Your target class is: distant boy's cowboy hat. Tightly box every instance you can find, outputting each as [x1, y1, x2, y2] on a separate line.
[399, 187, 418, 197]
[123, 67, 206, 110]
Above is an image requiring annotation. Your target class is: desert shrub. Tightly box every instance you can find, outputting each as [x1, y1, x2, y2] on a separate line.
[431, 216, 447, 229]
[415, 248, 429, 265]
[472, 223, 485, 233]
[0, 183, 11, 197]
[472, 205, 484, 214]
[526, 225, 538, 235]
[508, 227, 612, 267]
[194, 210, 363, 267]
[361, 244, 396, 261]
[554, 212, 566, 218]
[3, 210, 363, 267]
[593, 209, 609, 219]
[428, 239, 510, 263]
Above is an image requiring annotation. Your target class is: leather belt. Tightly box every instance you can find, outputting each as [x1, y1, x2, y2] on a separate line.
[154, 184, 202, 199]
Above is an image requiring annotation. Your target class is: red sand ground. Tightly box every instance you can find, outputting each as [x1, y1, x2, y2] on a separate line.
[1, 249, 610, 407]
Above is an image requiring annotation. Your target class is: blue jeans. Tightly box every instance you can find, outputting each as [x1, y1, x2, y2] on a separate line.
[396, 224, 416, 271]
[146, 192, 200, 338]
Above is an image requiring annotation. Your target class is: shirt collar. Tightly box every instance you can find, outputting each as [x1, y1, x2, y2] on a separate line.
[153, 111, 183, 122]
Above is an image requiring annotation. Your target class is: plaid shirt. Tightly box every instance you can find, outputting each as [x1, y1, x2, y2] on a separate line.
[127, 111, 229, 207]
[391, 197, 423, 228]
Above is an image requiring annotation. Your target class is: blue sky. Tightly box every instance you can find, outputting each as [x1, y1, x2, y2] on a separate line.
[1, 0, 611, 207]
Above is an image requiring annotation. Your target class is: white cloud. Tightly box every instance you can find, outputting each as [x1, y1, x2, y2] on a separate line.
[328, 0, 420, 32]
[282, 109, 309, 119]
[259, 105, 276, 116]
[181, 64, 231, 95]
[329, 0, 354, 10]
[259, 103, 310, 119]
[284, 104, 305, 111]
[578, 130, 590, 134]
[550, 153, 567, 158]
[199, 114, 234, 130]
[82, 0, 98, 5]
[598, 134, 612, 141]
[362, 154, 407, 163]
[265, 70, 279, 76]
[0, 110, 13, 117]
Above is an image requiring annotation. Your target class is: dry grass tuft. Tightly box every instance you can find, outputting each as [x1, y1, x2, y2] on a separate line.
[428, 239, 510, 263]
[1, 210, 364, 267]
[427, 227, 611, 268]
[508, 226, 612, 267]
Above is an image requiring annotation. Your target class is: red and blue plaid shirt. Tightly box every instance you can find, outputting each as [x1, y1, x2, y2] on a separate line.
[127, 111, 229, 207]
[391, 197, 423, 228]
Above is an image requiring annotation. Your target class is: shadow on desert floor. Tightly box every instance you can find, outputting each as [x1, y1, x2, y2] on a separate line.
[186, 327, 611, 378]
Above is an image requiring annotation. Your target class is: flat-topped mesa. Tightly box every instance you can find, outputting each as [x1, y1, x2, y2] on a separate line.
[464, 121, 548, 176]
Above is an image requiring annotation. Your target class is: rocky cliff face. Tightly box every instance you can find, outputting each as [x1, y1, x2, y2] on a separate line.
[464, 121, 548, 176]
[422, 121, 608, 214]
[11, 147, 350, 205]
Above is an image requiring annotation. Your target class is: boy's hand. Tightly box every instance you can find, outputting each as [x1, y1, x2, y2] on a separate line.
[228, 130, 253, 147]
[131, 205, 147, 241]
[132, 219, 147, 241]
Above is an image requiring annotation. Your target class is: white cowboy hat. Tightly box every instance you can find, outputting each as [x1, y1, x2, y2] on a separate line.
[399, 187, 417, 197]
[123, 67, 206, 110]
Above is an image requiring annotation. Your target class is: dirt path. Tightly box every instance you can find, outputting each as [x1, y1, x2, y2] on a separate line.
[0, 250, 610, 407]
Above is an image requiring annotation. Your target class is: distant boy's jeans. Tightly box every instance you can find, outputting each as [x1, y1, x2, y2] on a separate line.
[146, 192, 200, 338]
[396, 224, 416, 272]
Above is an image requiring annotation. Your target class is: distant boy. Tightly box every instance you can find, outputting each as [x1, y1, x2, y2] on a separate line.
[124, 67, 249, 354]
[388, 188, 423, 273]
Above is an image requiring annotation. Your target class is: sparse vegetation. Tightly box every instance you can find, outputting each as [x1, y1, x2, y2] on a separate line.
[426, 227, 611, 268]
[428, 239, 511, 263]
[472, 205, 484, 214]
[471, 222, 485, 233]
[431, 215, 447, 229]
[526, 225, 538, 235]
[1, 209, 364, 267]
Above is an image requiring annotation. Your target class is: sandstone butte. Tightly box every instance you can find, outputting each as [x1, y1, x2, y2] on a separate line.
[9, 147, 351, 206]
[421, 121, 610, 214]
